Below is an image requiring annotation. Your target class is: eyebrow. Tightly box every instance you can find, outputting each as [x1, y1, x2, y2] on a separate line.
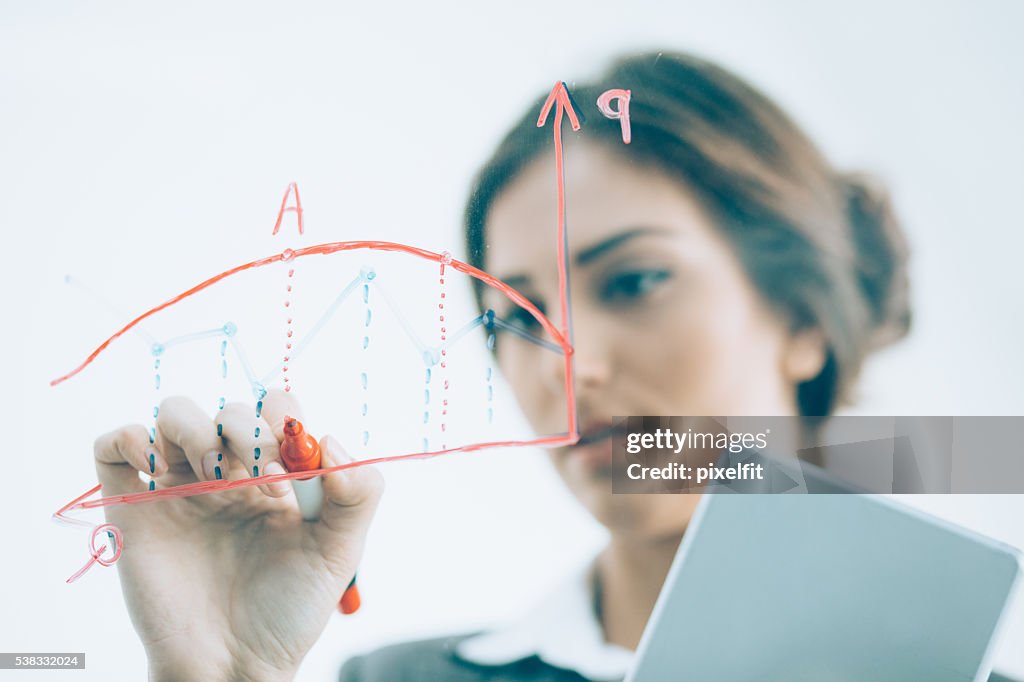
[574, 227, 670, 266]
[496, 227, 671, 290]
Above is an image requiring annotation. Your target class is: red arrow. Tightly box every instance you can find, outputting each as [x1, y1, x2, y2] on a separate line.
[537, 81, 582, 440]
[537, 80, 583, 131]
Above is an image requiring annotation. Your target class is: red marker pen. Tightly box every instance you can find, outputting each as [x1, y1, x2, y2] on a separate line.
[280, 416, 361, 614]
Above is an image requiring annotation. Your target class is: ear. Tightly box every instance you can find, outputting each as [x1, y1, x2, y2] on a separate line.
[782, 328, 827, 383]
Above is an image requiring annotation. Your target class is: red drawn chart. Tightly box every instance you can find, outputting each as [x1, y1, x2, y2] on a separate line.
[52, 81, 608, 582]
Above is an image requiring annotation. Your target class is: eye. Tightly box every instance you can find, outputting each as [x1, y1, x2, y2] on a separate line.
[506, 299, 546, 331]
[599, 269, 672, 303]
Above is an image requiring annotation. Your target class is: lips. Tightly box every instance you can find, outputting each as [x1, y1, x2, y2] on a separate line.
[574, 420, 624, 446]
[564, 419, 627, 472]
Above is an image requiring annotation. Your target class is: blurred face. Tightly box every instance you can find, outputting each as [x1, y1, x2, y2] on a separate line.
[483, 142, 821, 539]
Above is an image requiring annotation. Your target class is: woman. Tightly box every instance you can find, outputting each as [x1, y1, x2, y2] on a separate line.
[93, 51, 910, 680]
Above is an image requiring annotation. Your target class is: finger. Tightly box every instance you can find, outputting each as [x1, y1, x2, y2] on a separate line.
[257, 389, 305, 441]
[314, 436, 384, 563]
[155, 396, 222, 482]
[94, 425, 168, 495]
[216, 402, 290, 497]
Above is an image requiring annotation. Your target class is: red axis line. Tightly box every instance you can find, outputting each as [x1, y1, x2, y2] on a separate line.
[55, 435, 577, 515]
[53, 432, 577, 581]
[537, 81, 582, 438]
[54, 432, 577, 582]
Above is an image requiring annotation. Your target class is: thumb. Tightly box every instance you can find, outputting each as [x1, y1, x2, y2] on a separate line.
[312, 435, 384, 576]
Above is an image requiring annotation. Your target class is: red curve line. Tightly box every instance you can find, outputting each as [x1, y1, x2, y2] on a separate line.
[50, 241, 572, 387]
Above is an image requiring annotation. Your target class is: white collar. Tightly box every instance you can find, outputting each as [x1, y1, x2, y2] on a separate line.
[454, 559, 633, 681]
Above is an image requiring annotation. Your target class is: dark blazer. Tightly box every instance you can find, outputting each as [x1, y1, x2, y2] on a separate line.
[338, 634, 1023, 682]
[339, 634, 591, 682]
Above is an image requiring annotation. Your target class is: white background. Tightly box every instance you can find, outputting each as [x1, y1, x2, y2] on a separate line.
[2, 1, 1023, 679]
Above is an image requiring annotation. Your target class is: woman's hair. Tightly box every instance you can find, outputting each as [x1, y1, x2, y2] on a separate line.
[464, 51, 911, 419]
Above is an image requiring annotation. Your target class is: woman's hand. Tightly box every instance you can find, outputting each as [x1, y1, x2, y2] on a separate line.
[93, 390, 383, 681]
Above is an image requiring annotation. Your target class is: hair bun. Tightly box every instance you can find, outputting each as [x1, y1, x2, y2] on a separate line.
[840, 172, 912, 347]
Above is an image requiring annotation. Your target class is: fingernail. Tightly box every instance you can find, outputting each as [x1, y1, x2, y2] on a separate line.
[147, 449, 166, 476]
[264, 461, 291, 496]
[202, 451, 221, 481]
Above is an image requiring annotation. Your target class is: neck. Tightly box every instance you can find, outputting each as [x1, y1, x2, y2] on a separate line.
[596, 530, 682, 650]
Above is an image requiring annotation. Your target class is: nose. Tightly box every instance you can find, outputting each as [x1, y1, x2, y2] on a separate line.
[541, 314, 613, 398]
